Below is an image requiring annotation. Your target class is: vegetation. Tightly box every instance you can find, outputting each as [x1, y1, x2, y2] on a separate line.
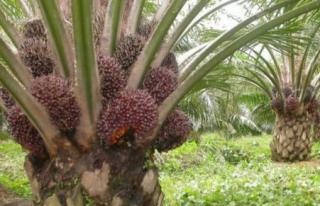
[160, 134, 320, 205]
[2, 133, 320, 205]
[234, 15, 320, 162]
[1, 0, 320, 205]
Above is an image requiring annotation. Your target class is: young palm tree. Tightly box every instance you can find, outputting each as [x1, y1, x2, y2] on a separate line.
[0, 0, 319, 205]
[179, 65, 268, 137]
[237, 16, 320, 162]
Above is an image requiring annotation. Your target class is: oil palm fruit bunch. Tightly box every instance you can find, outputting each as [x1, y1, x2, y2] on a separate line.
[0, 88, 15, 109]
[154, 109, 192, 152]
[0, 0, 316, 205]
[19, 19, 55, 78]
[7, 106, 47, 159]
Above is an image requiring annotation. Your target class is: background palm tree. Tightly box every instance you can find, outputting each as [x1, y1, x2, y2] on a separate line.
[0, 0, 319, 205]
[236, 12, 320, 162]
[179, 64, 272, 138]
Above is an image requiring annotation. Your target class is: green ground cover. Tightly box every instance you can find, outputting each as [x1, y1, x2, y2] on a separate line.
[158, 134, 320, 206]
[1, 133, 320, 205]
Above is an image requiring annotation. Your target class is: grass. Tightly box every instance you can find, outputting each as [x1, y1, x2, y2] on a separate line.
[1, 133, 320, 205]
[0, 138, 30, 198]
[158, 133, 320, 206]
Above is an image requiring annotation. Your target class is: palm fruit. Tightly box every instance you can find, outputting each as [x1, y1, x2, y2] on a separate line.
[7, 106, 47, 158]
[283, 87, 293, 98]
[0, 88, 15, 109]
[97, 54, 126, 105]
[308, 99, 318, 114]
[138, 20, 157, 39]
[97, 90, 158, 146]
[271, 97, 283, 113]
[285, 95, 299, 113]
[20, 38, 54, 78]
[100, 0, 108, 6]
[143, 67, 178, 104]
[161, 52, 179, 75]
[155, 109, 192, 152]
[31, 75, 80, 132]
[114, 35, 144, 71]
[22, 19, 46, 39]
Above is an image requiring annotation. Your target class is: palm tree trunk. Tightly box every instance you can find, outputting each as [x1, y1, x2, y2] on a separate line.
[313, 126, 320, 142]
[270, 113, 312, 162]
[24, 146, 164, 206]
[311, 112, 320, 142]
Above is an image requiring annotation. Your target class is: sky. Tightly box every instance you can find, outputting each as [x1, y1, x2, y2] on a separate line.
[215, 1, 247, 30]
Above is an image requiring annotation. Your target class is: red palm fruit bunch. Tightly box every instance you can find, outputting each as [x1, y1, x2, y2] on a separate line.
[283, 86, 293, 98]
[22, 19, 46, 39]
[95, 24, 191, 148]
[307, 99, 319, 115]
[143, 67, 178, 105]
[270, 87, 301, 114]
[114, 35, 145, 71]
[161, 52, 179, 75]
[270, 87, 283, 114]
[282, 87, 300, 113]
[285, 95, 300, 113]
[4, 75, 81, 157]
[1, 15, 193, 159]
[154, 109, 193, 152]
[30, 75, 80, 132]
[271, 98, 284, 114]
[7, 106, 47, 158]
[138, 20, 157, 39]
[97, 54, 126, 106]
[97, 90, 158, 147]
[4, 82, 79, 154]
[19, 19, 55, 78]
[0, 88, 15, 109]
[96, 32, 192, 149]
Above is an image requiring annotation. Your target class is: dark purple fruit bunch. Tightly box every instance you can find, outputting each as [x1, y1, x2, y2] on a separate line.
[100, 0, 108, 7]
[0, 88, 15, 109]
[97, 90, 158, 146]
[283, 87, 293, 98]
[285, 95, 299, 113]
[271, 97, 283, 113]
[308, 99, 319, 114]
[155, 109, 192, 152]
[143, 67, 178, 104]
[22, 19, 46, 39]
[114, 35, 144, 71]
[161, 52, 179, 75]
[31, 75, 80, 132]
[7, 106, 47, 158]
[20, 38, 54, 78]
[138, 20, 157, 39]
[20, 19, 55, 78]
[97, 54, 126, 106]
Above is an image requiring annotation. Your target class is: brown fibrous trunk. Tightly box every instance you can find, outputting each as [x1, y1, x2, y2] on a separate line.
[270, 113, 313, 162]
[24, 144, 164, 206]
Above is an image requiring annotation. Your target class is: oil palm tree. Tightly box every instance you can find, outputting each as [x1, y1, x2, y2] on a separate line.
[237, 15, 320, 162]
[179, 64, 268, 137]
[0, 0, 319, 205]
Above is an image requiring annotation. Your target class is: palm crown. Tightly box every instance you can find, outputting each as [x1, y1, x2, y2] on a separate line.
[0, 0, 320, 205]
